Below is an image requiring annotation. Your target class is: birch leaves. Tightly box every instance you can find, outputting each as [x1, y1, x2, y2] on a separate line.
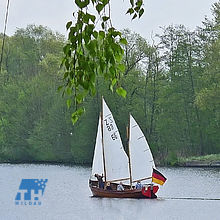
[61, 0, 144, 123]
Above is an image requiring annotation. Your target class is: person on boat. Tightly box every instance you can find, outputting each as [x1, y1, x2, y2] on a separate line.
[94, 174, 104, 189]
[106, 182, 112, 190]
[117, 182, 124, 191]
[135, 181, 142, 189]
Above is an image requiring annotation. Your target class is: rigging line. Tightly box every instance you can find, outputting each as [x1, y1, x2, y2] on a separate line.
[0, 0, 10, 73]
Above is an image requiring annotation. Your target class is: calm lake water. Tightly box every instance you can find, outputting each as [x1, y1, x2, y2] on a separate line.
[0, 164, 219, 220]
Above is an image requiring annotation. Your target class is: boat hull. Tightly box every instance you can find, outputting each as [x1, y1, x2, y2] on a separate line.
[90, 186, 156, 199]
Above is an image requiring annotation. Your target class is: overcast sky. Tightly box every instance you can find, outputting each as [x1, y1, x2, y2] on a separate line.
[0, 0, 217, 41]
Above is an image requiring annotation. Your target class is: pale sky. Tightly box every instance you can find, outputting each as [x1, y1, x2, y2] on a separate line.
[0, 0, 217, 41]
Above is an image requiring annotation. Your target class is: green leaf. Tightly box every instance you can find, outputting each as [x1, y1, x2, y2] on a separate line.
[136, 0, 143, 8]
[83, 14, 90, 24]
[111, 78, 117, 86]
[86, 40, 96, 56]
[90, 83, 96, 96]
[63, 72, 69, 79]
[76, 93, 84, 104]
[130, 0, 134, 7]
[63, 44, 71, 55]
[66, 21, 72, 30]
[90, 15, 96, 23]
[75, 0, 90, 9]
[60, 58, 65, 68]
[139, 8, 144, 18]
[71, 107, 85, 124]
[126, 8, 134, 15]
[134, 6, 141, 12]
[118, 64, 125, 72]
[84, 13, 96, 24]
[110, 84, 114, 92]
[99, 31, 105, 39]
[86, 24, 95, 34]
[92, 31, 98, 38]
[65, 60, 70, 70]
[87, 13, 96, 23]
[102, 16, 109, 22]
[78, 107, 85, 116]
[109, 66, 116, 75]
[116, 87, 127, 98]
[71, 114, 78, 124]
[111, 42, 121, 53]
[132, 13, 138, 20]
[115, 53, 122, 62]
[96, 3, 105, 13]
[99, 59, 105, 72]
[83, 34, 90, 44]
[57, 85, 63, 92]
[101, 22, 105, 29]
[110, 55, 115, 65]
[67, 99, 72, 109]
[111, 30, 121, 37]
[120, 38, 128, 45]
[102, 0, 110, 6]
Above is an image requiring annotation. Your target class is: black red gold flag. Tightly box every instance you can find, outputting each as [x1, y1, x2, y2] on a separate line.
[152, 168, 167, 185]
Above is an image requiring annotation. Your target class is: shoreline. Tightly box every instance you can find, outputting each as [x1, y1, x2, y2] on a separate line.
[177, 161, 220, 168]
[175, 154, 220, 167]
[1, 160, 220, 168]
[0, 160, 91, 167]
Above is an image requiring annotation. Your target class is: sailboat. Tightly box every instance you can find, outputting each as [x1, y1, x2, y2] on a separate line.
[89, 98, 166, 198]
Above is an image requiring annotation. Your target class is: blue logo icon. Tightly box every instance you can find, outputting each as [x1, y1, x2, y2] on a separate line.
[15, 179, 48, 205]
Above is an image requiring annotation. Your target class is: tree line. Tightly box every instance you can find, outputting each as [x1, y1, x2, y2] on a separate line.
[0, 2, 219, 165]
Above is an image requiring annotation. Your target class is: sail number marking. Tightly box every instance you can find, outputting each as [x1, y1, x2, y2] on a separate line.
[111, 131, 118, 141]
[104, 117, 114, 132]
[104, 116, 118, 141]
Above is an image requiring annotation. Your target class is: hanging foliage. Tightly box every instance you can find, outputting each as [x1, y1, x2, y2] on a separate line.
[61, 0, 144, 123]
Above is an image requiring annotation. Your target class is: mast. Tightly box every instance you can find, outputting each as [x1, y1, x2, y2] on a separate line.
[101, 97, 107, 183]
[127, 114, 133, 188]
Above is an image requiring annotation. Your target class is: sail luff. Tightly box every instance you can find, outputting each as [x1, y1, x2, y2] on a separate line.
[127, 116, 133, 188]
[91, 115, 104, 180]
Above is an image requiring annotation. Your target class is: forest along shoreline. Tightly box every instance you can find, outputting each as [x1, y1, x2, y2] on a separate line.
[0, 3, 219, 167]
[1, 154, 220, 168]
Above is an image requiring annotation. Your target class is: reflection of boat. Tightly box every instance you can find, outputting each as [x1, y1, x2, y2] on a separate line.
[89, 98, 166, 198]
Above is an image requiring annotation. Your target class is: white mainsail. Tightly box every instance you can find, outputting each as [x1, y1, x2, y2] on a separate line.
[129, 114, 155, 184]
[102, 99, 130, 183]
[91, 116, 104, 181]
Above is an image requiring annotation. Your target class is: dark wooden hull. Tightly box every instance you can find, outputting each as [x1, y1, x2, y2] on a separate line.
[90, 186, 153, 199]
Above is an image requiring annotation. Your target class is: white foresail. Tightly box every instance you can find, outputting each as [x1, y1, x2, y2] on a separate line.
[102, 99, 130, 183]
[129, 115, 155, 184]
[91, 116, 104, 180]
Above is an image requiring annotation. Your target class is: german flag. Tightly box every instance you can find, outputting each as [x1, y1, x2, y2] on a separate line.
[152, 168, 167, 185]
